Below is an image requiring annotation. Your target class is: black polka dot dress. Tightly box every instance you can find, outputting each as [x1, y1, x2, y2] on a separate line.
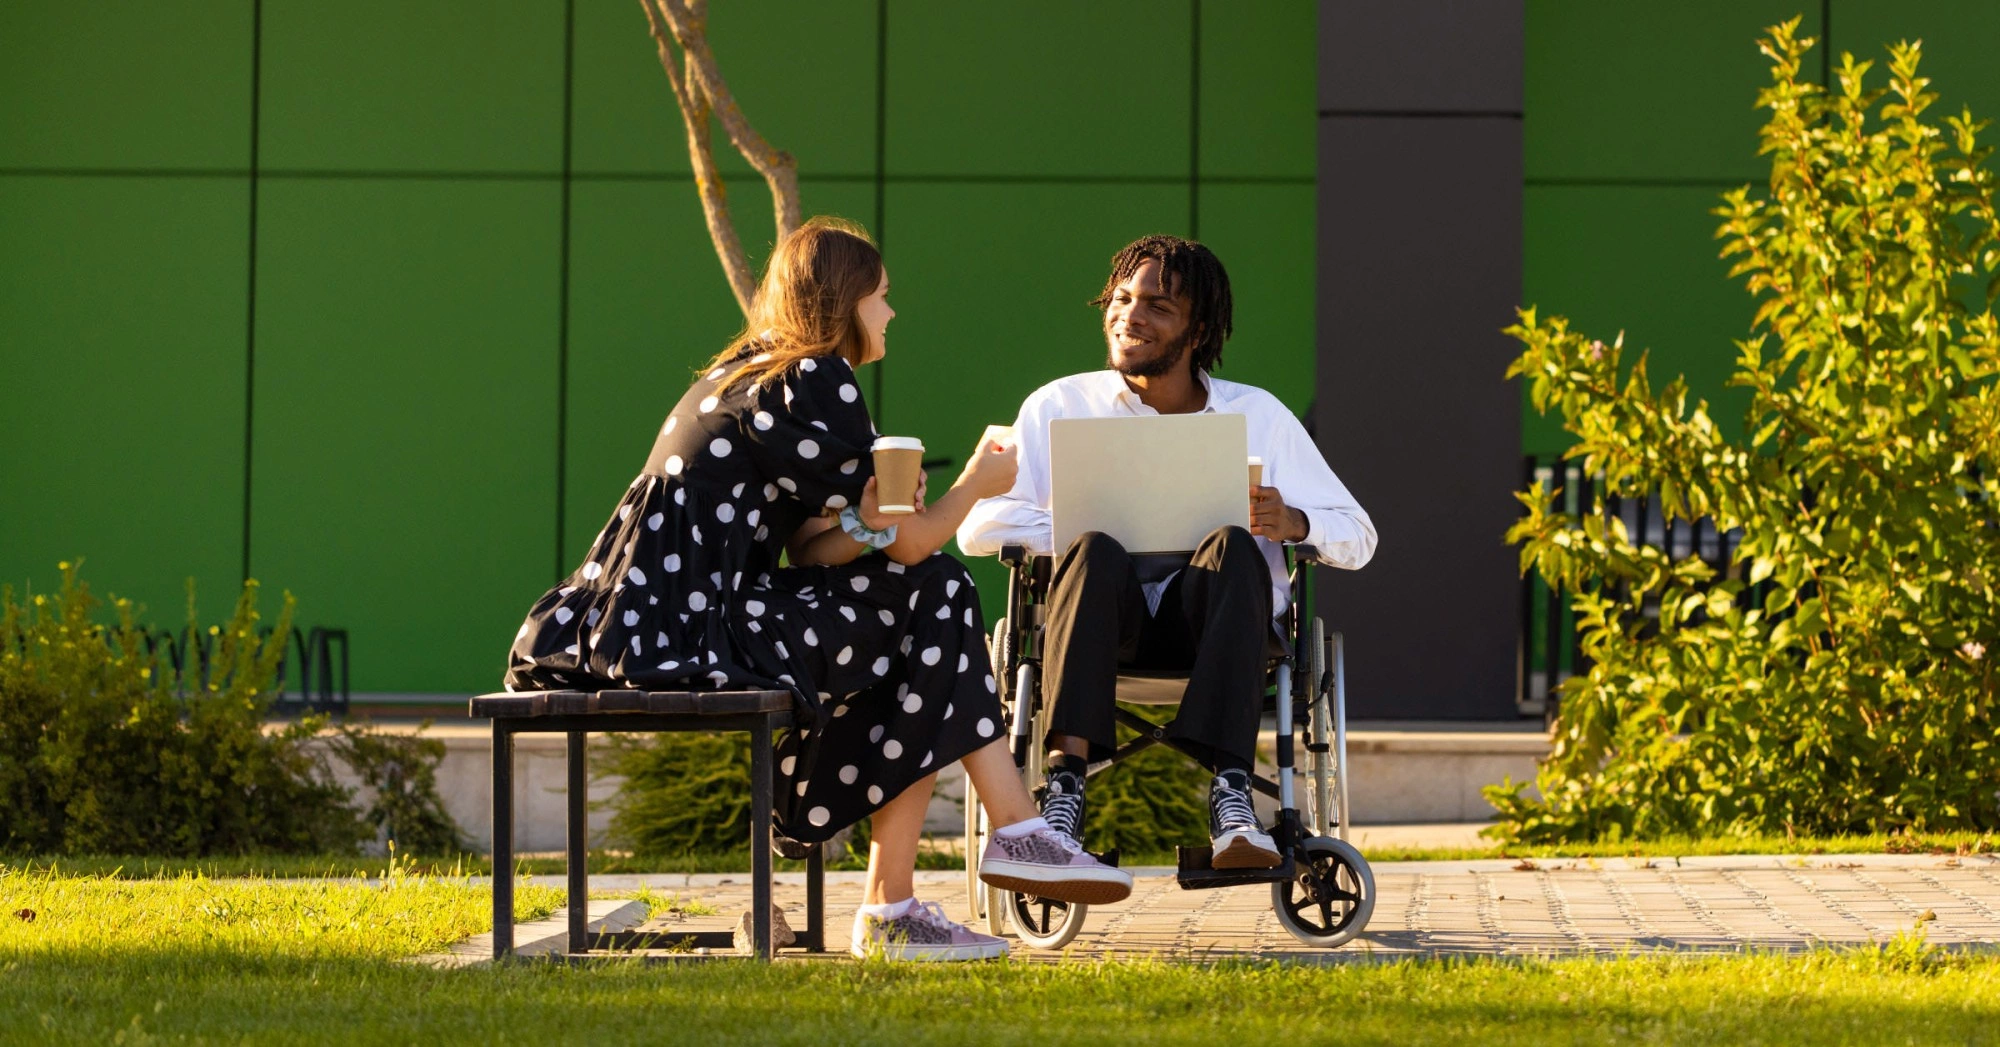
[504, 350, 1006, 843]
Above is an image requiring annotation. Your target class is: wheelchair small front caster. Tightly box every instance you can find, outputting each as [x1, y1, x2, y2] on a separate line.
[1271, 835, 1375, 947]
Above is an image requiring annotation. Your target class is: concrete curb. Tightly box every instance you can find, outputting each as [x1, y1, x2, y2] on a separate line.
[410, 898, 649, 968]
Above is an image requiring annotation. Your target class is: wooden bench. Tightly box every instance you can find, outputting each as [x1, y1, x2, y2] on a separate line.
[469, 689, 826, 960]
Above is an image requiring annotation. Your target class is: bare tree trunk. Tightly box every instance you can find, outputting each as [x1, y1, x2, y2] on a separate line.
[641, 0, 801, 318]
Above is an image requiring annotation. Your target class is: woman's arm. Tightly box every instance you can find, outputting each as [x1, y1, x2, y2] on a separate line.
[785, 513, 861, 567]
[786, 473, 931, 567]
[882, 431, 1017, 565]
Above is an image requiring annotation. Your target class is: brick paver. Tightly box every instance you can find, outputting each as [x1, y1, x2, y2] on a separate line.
[591, 854, 2000, 961]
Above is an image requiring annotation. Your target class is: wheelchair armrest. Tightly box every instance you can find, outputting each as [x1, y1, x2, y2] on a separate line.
[1000, 544, 1030, 568]
[1291, 543, 1322, 563]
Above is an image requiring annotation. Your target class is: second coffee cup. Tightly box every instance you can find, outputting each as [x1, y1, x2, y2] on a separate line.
[872, 436, 925, 514]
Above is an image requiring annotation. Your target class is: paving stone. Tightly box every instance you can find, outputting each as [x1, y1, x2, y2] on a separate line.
[562, 854, 2000, 962]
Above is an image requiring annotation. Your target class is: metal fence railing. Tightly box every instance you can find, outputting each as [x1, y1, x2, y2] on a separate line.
[139, 624, 350, 716]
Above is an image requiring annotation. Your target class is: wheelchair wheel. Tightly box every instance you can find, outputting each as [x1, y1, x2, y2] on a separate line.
[1305, 618, 1333, 839]
[963, 773, 984, 922]
[962, 774, 1011, 935]
[1272, 835, 1375, 948]
[1008, 892, 1088, 950]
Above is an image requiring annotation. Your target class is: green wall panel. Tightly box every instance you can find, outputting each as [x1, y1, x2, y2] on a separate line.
[250, 180, 561, 693]
[1521, 185, 1752, 455]
[570, 0, 878, 177]
[562, 178, 876, 566]
[886, 1, 1191, 177]
[1195, 183, 1315, 414]
[259, 0, 566, 173]
[1835, 1, 2000, 128]
[0, 177, 246, 622]
[1199, 0, 1315, 179]
[0, 2, 253, 170]
[879, 182, 1187, 612]
[1525, 0, 1821, 181]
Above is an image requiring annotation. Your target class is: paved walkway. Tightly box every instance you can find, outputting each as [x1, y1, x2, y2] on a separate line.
[568, 853, 2000, 962]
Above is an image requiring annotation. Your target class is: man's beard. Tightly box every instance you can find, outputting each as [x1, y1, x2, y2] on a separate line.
[1106, 328, 1192, 379]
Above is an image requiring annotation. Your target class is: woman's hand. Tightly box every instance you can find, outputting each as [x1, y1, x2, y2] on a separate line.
[956, 427, 1018, 500]
[858, 472, 927, 532]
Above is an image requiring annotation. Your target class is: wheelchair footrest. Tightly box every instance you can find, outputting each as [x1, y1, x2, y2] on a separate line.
[1173, 845, 1295, 890]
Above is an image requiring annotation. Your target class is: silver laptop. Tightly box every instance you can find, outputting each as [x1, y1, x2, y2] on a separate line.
[1049, 414, 1249, 555]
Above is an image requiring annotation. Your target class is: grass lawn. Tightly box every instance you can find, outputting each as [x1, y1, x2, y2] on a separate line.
[5, 869, 2000, 1044]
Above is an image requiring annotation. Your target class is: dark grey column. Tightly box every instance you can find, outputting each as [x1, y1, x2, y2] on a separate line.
[1315, 1, 1523, 720]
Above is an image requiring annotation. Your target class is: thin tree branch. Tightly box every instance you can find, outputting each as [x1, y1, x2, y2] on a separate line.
[641, 0, 756, 315]
[655, 0, 802, 241]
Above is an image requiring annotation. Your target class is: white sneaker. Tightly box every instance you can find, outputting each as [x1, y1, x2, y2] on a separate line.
[850, 900, 1008, 961]
[1209, 770, 1282, 869]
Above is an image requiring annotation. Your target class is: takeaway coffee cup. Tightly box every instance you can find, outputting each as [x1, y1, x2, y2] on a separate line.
[1248, 456, 1265, 489]
[872, 436, 925, 514]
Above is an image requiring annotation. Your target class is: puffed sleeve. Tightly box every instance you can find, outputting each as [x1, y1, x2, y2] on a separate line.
[742, 355, 877, 513]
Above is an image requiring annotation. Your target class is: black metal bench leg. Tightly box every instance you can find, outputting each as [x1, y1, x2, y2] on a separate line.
[567, 729, 588, 955]
[492, 721, 515, 960]
[806, 846, 825, 952]
[750, 714, 774, 960]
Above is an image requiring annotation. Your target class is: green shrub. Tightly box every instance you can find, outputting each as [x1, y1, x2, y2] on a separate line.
[600, 732, 868, 860]
[1082, 705, 1213, 855]
[1491, 22, 2000, 843]
[0, 561, 454, 857]
[601, 732, 757, 856]
[326, 722, 461, 855]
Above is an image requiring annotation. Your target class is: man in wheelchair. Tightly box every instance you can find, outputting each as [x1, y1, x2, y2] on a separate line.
[958, 235, 1376, 870]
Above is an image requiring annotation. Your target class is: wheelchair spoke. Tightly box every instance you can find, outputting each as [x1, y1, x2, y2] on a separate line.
[1317, 897, 1336, 929]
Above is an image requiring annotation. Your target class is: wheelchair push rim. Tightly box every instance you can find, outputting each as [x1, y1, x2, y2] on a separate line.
[1272, 835, 1375, 948]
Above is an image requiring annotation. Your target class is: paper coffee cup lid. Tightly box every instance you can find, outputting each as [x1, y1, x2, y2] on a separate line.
[872, 436, 924, 452]
[1248, 456, 1264, 465]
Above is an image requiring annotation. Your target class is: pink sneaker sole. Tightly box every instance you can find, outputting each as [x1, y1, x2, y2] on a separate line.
[978, 861, 1133, 905]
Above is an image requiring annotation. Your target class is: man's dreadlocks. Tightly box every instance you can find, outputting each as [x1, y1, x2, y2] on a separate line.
[1090, 234, 1234, 375]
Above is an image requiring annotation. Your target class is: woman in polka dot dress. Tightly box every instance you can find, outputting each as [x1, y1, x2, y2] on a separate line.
[506, 218, 1128, 959]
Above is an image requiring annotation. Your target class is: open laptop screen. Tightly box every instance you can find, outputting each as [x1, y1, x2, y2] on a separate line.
[1049, 414, 1249, 555]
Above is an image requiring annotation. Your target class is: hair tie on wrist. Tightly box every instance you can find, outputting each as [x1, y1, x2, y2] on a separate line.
[838, 505, 897, 549]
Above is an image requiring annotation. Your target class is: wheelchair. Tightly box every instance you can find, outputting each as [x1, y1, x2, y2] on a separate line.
[963, 541, 1376, 950]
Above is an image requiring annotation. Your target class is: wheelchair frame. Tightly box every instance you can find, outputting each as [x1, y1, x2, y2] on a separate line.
[963, 541, 1376, 950]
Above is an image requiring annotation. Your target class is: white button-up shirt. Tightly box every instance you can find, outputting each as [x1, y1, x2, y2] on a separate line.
[957, 369, 1377, 615]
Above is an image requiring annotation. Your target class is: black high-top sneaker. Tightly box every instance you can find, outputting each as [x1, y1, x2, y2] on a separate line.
[1208, 768, 1281, 869]
[1038, 759, 1088, 846]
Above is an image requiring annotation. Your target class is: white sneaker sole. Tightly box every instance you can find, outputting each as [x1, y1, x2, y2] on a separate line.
[849, 938, 1009, 961]
[979, 858, 1133, 905]
[1211, 830, 1283, 869]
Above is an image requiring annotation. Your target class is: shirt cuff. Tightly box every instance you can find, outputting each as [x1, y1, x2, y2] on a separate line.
[1300, 509, 1331, 554]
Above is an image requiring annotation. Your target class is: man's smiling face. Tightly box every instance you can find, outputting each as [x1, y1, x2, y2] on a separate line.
[1103, 258, 1196, 379]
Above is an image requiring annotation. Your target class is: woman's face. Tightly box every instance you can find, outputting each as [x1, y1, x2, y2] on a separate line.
[856, 268, 893, 364]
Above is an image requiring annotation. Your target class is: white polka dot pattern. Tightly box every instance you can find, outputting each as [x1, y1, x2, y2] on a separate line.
[507, 353, 1002, 845]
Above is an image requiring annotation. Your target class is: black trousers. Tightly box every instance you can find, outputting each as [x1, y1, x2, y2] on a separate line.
[1041, 526, 1274, 768]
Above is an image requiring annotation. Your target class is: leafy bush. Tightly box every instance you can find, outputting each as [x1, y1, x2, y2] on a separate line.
[326, 723, 461, 855]
[1082, 705, 1213, 855]
[0, 562, 454, 856]
[600, 732, 870, 860]
[1490, 22, 2000, 843]
[601, 732, 756, 856]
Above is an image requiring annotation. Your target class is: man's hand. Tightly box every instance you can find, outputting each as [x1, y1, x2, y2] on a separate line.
[1250, 485, 1309, 543]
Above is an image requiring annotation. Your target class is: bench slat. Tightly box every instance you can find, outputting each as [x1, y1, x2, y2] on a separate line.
[469, 689, 791, 719]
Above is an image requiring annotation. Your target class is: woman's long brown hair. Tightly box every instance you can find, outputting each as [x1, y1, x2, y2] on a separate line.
[702, 216, 883, 396]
